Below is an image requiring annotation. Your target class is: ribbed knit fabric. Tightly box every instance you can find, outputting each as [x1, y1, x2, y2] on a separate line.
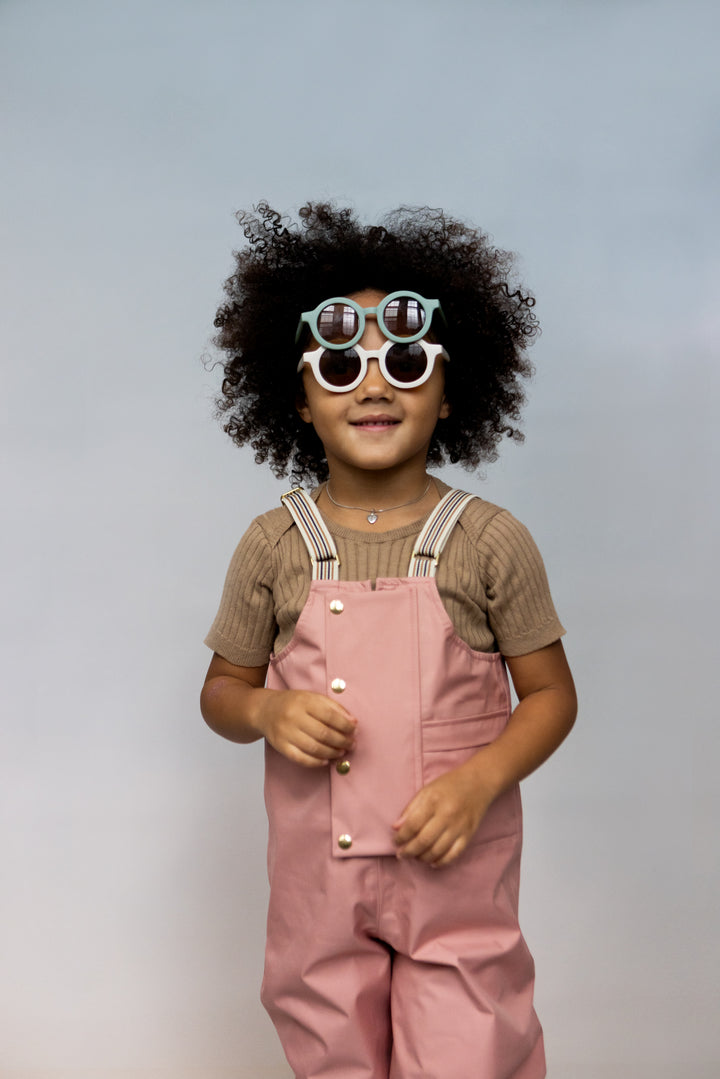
[205, 480, 565, 666]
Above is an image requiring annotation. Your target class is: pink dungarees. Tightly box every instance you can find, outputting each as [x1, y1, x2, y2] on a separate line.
[261, 488, 545, 1079]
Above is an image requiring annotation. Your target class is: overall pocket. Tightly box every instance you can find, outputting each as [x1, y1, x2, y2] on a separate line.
[421, 708, 521, 845]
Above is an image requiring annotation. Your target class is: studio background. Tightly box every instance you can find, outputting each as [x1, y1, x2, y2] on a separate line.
[1, 1, 717, 1076]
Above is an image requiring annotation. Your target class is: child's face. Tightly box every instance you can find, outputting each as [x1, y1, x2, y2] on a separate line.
[297, 288, 451, 478]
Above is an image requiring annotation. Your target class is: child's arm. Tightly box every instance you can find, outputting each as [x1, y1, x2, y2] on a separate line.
[201, 653, 357, 768]
[392, 639, 577, 867]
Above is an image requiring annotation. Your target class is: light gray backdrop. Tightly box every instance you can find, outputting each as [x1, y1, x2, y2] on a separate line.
[2, 1, 718, 1076]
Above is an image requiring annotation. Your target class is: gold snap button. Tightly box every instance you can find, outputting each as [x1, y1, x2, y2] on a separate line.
[338, 834, 352, 850]
[336, 760, 351, 775]
[330, 678, 346, 693]
[329, 599, 344, 614]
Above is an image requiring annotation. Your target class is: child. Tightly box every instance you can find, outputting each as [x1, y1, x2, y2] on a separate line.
[201, 202, 577, 1079]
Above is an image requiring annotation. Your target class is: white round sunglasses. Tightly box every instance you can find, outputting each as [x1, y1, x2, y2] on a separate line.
[297, 339, 449, 393]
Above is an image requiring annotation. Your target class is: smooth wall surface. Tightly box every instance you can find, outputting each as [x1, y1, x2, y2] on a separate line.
[1, 1, 718, 1076]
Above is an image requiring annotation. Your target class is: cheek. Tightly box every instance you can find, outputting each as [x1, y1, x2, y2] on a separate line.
[296, 381, 345, 436]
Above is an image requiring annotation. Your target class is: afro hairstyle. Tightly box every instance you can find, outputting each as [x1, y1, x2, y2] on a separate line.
[212, 201, 539, 483]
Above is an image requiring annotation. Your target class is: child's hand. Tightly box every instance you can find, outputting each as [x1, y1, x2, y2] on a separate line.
[258, 689, 357, 768]
[392, 763, 494, 867]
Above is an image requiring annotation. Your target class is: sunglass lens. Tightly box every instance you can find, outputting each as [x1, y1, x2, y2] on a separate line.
[385, 343, 429, 384]
[316, 303, 359, 345]
[319, 348, 362, 388]
[383, 296, 427, 338]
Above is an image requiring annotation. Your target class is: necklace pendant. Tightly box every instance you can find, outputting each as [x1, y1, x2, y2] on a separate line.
[367, 511, 379, 524]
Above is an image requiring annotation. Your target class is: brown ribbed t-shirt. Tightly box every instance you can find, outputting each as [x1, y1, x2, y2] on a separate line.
[205, 480, 565, 666]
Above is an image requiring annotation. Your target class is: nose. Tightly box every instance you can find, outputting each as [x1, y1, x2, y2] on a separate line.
[356, 356, 393, 400]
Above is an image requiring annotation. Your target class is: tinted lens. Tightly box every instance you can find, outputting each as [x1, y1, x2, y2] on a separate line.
[385, 342, 430, 384]
[382, 296, 427, 338]
[318, 348, 362, 387]
[316, 302, 359, 345]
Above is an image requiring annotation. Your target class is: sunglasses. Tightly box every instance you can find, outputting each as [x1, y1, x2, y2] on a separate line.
[296, 291, 445, 349]
[298, 339, 449, 393]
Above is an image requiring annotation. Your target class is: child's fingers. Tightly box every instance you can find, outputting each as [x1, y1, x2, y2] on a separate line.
[396, 821, 444, 859]
[396, 820, 466, 865]
[279, 706, 357, 765]
[277, 728, 345, 766]
[392, 786, 440, 842]
[282, 744, 337, 769]
[392, 775, 481, 863]
[262, 690, 358, 767]
[393, 802, 443, 854]
[311, 697, 358, 735]
[416, 828, 467, 865]
[305, 716, 356, 754]
[432, 836, 468, 867]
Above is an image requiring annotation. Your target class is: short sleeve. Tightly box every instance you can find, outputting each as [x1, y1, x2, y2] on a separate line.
[475, 510, 565, 656]
[204, 519, 278, 667]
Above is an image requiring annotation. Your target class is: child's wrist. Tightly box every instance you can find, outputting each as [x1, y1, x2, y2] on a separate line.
[459, 750, 506, 805]
[247, 687, 272, 739]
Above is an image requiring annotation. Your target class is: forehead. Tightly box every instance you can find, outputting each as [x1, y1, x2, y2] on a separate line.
[346, 288, 388, 309]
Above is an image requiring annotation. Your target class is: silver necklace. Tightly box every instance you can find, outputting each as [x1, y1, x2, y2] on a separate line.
[325, 478, 432, 525]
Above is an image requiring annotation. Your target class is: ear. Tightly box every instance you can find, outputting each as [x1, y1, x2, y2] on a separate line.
[439, 395, 451, 420]
[296, 386, 313, 425]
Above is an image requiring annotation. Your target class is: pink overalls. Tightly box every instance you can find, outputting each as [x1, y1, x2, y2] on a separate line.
[262, 488, 545, 1079]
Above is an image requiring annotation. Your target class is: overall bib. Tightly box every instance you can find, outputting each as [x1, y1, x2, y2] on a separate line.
[262, 489, 545, 1079]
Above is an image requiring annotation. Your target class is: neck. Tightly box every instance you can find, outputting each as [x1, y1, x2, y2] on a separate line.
[320, 466, 438, 532]
[323, 459, 431, 509]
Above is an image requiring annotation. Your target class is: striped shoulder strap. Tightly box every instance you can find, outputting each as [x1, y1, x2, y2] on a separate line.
[280, 487, 340, 581]
[408, 489, 476, 577]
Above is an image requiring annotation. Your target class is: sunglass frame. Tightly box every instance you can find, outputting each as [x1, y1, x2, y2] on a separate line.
[297, 339, 449, 393]
[296, 291, 445, 349]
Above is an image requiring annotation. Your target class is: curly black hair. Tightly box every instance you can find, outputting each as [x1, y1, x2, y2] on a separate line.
[212, 201, 538, 483]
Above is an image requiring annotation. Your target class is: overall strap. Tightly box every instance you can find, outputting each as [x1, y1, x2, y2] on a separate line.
[280, 487, 340, 581]
[408, 489, 475, 577]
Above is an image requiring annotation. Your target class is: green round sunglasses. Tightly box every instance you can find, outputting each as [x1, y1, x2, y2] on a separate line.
[295, 291, 445, 350]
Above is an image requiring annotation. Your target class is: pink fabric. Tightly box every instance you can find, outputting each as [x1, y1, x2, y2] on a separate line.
[263, 575, 545, 1079]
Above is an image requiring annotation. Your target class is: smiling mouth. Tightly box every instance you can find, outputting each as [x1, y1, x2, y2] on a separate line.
[350, 416, 400, 428]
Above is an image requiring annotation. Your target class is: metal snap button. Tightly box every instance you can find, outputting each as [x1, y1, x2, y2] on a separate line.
[338, 834, 352, 850]
[329, 599, 344, 614]
[330, 678, 346, 693]
[336, 760, 351, 775]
